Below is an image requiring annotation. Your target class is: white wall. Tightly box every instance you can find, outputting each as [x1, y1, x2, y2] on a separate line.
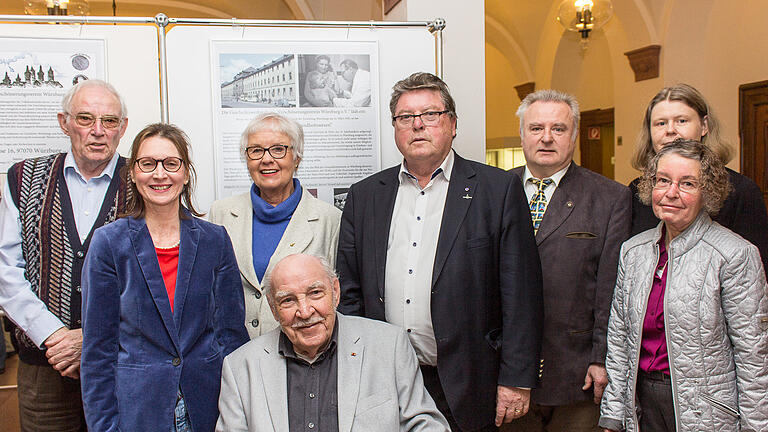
[386, 0, 486, 163]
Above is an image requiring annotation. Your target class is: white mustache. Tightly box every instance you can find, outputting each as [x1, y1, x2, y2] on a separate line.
[291, 316, 324, 329]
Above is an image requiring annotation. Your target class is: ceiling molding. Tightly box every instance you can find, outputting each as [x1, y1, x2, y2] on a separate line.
[485, 14, 534, 81]
[282, 0, 314, 20]
[631, 0, 658, 42]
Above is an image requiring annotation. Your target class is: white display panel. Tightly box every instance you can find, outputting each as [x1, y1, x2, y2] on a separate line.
[0, 23, 161, 163]
[166, 24, 435, 212]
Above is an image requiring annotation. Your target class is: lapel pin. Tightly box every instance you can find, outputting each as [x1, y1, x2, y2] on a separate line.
[464, 187, 469, 191]
[462, 194, 472, 199]
[290, 242, 295, 247]
[351, 352, 357, 356]
[566, 201, 573, 208]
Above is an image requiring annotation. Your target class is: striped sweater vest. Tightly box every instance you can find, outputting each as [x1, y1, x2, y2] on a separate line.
[7, 153, 128, 365]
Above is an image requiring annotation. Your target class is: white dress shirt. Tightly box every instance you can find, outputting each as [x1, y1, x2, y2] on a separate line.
[0, 151, 119, 346]
[385, 151, 454, 366]
[522, 164, 570, 208]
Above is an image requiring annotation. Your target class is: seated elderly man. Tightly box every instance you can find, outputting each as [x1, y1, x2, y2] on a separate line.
[216, 253, 449, 432]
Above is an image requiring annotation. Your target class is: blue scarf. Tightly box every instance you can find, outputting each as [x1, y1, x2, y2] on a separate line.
[250, 178, 302, 281]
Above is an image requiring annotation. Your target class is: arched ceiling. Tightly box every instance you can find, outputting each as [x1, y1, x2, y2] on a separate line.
[485, 0, 659, 87]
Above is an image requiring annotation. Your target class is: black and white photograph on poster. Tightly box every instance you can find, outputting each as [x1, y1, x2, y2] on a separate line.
[0, 37, 106, 171]
[298, 54, 371, 108]
[210, 40, 379, 205]
[219, 53, 297, 109]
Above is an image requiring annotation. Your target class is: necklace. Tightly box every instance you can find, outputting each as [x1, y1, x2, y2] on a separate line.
[155, 239, 180, 250]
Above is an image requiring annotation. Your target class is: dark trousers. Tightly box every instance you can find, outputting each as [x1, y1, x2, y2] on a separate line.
[501, 400, 600, 432]
[17, 361, 86, 432]
[637, 370, 675, 432]
[421, 365, 498, 432]
[0, 326, 5, 372]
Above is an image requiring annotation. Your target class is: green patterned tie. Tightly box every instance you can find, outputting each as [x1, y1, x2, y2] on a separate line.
[529, 178, 553, 235]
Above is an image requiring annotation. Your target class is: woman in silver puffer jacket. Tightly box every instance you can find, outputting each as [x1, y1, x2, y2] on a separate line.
[599, 140, 768, 432]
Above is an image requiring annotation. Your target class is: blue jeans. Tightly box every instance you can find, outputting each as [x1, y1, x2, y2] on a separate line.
[173, 389, 191, 432]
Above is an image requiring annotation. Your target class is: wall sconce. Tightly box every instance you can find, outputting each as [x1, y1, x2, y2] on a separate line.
[556, 0, 613, 50]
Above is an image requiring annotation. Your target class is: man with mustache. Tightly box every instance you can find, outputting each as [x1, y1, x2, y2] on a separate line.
[216, 253, 449, 431]
[336, 72, 544, 431]
[0, 79, 129, 431]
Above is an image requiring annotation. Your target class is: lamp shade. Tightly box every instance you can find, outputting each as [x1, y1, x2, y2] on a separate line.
[556, 0, 613, 36]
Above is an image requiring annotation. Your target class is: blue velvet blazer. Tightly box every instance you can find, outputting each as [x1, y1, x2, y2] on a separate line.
[80, 214, 249, 432]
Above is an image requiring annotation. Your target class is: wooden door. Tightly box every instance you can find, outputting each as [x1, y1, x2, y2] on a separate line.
[579, 108, 615, 179]
[739, 81, 768, 208]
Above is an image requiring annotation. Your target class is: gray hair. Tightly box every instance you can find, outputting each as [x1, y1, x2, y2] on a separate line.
[264, 254, 338, 309]
[389, 72, 457, 122]
[61, 79, 127, 118]
[239, 113, 304, 163]
[516, 89, 580, 143]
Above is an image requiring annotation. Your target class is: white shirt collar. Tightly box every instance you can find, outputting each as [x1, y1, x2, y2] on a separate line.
[522, 162, 570, 187]
[399, 149, 455, 185]
[64, 150, 120, 181]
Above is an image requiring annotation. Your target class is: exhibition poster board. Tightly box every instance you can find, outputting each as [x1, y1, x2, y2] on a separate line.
[0, 23, 161, 174]
[166, 25, 435, 211]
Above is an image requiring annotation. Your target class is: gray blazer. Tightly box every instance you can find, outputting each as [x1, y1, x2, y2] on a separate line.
[215, 313, 450, 432]
[209, 187, 341, 338]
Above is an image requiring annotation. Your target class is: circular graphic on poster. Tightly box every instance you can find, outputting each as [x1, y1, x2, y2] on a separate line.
[72, 55, 90, 71]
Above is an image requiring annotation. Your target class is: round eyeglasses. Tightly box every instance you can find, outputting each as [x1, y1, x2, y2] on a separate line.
[245, 145, 292, 161]
[135, 157, 184, 173]
[652, 175, 700, 194]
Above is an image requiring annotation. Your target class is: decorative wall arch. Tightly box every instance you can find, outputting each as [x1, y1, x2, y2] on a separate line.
[484, 14, 533, 82]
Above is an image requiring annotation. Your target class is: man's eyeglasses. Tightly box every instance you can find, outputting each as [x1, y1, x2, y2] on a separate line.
[652, 175, 700, 194]
[135, 157, 184, 173]
[392, 110, 450, 128]
[70, 112, 123, 129]
[245, 145, 292, 161]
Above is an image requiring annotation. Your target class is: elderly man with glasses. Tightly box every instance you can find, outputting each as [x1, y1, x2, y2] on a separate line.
[0, 79, 130, 431]
[337, 72, 544, 432]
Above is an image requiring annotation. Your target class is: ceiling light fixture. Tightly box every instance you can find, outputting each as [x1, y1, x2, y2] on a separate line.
[556, 0, 613, 50]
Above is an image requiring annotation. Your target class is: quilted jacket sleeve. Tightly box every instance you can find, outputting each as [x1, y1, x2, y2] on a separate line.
[598, 244, 631, 432]
[720, 243, 768, 432]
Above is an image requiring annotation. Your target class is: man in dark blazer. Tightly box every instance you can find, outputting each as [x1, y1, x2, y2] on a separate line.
[337, 72, 543, 432]
[505, 90, 631, 432]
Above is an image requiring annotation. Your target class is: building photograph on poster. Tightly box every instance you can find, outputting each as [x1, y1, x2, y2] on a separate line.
[0, 37, 105, 171]
[298, 54, 371, 108]
[210, 40, 379, 205]
[219, 53, 297, 108]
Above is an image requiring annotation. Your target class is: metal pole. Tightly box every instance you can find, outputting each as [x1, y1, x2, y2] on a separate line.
[155, 13, 169, 123]
[0, 14, 443, 120]
[167, 17, 431, 28]
[0, 14, 155, 24]
[428, 18, 446, 79]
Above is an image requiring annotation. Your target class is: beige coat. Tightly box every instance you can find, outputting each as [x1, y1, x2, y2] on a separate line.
[209, 187, 341, 338]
